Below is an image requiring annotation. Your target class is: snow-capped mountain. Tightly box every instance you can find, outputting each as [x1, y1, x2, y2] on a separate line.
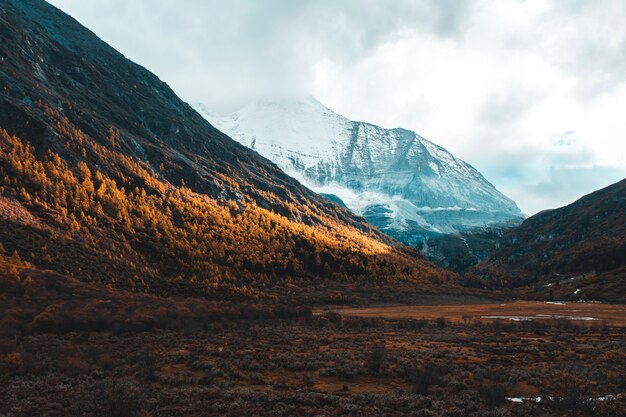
[195, 96, 523, 248]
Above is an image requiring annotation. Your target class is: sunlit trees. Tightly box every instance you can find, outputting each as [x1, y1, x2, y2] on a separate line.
[0, 102, 451, 299]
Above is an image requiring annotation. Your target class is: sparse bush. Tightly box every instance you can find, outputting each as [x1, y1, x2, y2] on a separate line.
[75, 379, 145, 417]
[546, 374, 595, 413]
[58, 355, 90, 377]
[407, 319, 428, 329]
[406, 363, 446, 395]
[198, 372, 214, 386]
[249, 372, 265, 385]
[326, 312, 342, 324]
[272, 381, 290, 391]
[0, 351, 23, 377]
[366, 344, 387, 375]
[479, 382, 507, 406]
[137, 348, 159, 382]
[492, 319, 502, 332]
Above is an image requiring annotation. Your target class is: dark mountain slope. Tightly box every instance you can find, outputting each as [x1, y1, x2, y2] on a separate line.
[475, 179, 626, 302]
[0, 0, 455, 301]
[0, 0, 353, 223]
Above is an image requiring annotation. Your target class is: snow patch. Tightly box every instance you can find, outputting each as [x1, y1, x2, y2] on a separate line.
[506, 396, 542, 403]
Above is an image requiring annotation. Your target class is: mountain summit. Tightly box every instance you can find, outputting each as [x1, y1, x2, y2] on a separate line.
[196, 96, 523, 248]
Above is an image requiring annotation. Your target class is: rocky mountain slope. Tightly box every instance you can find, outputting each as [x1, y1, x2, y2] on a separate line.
[0, 0, 455, 302]
[475, 179, 626, 302]
[196, 97, 524, 269]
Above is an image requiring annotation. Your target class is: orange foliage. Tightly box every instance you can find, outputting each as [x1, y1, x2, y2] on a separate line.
[0, 103, 451, 299]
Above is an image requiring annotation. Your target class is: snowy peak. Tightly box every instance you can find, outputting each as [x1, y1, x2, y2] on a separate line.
[203, 95, 352, 171]
[195, 97, 523, 239]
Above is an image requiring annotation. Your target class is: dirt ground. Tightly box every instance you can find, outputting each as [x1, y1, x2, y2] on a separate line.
[325, 300, 626, 327]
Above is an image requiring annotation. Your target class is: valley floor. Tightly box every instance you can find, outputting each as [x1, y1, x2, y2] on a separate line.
[1, 308, 624, 416]
[327, 300, 626, 327]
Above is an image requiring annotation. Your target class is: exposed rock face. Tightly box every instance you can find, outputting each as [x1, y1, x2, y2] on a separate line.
[196, 96, 524, 267]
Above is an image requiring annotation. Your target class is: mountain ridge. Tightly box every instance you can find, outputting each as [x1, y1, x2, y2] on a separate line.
[195, 96, 524, 270]
[474, 178, 626, 302]
[196, 96, 523, 234]
[0, 0, 455, 302]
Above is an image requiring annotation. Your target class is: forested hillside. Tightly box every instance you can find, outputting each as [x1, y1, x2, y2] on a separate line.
[0, 0, 453, 301]
[474, 179, 626, 302]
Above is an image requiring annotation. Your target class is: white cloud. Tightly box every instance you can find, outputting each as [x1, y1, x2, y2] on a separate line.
[47, 0, 626, 214]
[309, 1, 626, 214]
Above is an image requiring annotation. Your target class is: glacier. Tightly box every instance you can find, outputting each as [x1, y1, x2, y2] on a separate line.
[194, 96, 524, 264]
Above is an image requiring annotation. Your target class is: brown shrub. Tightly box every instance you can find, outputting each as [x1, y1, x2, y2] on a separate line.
[75, 379, 145, 417]
[0, 351, 23, 377]
[58, 355, 90, 377]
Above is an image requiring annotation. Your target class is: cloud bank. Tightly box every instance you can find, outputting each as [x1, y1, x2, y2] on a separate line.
[48, 0, 626, 214]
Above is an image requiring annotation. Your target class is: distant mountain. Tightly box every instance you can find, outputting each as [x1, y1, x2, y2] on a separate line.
[475, 179, 626, 302]
[195, 96, 524, 268]
[0, 0, 454, 302]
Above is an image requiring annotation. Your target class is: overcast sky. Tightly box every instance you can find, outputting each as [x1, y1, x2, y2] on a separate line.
[48, 0, 626, 215]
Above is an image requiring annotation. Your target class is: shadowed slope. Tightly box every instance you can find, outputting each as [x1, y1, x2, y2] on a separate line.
[0, 0, 454, 301]
[475, 179, 626, 302]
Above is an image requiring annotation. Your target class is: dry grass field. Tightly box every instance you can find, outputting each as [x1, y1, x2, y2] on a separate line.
[327, 301, 626, 327]
[1, 311, 624, 416]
